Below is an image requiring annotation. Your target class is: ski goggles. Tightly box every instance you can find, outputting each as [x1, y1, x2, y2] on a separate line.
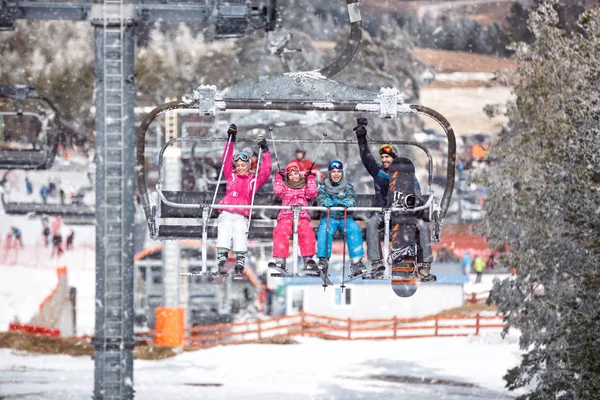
[328, 160, 344, 170]
[233, 152, 250, 163]
[378, 144, 395, 155]
[285, 165, 300, 174]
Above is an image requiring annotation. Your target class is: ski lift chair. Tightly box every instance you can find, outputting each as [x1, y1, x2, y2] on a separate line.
[136, 0, 456, 278]
[0, 85, 62, 170]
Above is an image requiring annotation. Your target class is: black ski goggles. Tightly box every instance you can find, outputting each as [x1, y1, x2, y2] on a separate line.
[233, 152, 250, 163]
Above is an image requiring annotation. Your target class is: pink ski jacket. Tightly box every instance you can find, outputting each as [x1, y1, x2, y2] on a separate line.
[273, 173, 318, 221]
[216, 144, 272, 217]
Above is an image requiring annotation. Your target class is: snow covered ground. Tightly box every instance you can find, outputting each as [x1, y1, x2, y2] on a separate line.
[464, 272, 504, 295]
[0, 333, 524, 399]
[0, 265, 96, 335]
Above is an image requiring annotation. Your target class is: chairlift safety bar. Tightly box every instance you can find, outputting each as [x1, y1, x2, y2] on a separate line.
[157, 135, 435, 191]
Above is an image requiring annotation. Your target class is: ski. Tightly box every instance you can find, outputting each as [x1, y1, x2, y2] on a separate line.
[268, 261, 291, 277]
[233, 271, 245, 280]
[318, 268, 334, 287]
[345, 270, 370, 283]
[210, 258, 236, 285]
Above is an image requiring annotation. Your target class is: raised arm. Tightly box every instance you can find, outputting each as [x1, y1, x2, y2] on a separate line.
[222, 124, 237, 177]
[255, 150, 272, 188]
[355, 124, 380, 178]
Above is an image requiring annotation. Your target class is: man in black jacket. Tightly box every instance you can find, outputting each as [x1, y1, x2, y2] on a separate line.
[354, 118, 434, 279]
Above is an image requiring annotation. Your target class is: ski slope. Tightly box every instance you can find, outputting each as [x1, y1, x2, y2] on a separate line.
[0, 333, 525, 399]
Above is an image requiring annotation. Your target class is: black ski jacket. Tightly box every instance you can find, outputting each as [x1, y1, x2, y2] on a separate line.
[357, 135, 390, 208]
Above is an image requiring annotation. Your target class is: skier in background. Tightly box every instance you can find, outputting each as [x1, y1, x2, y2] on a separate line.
[291, 148, 320, 180]
[66, 230, 75, 250]
[40, 185, 49, 204]
[25, 176, 33, 195]
[474, 255, 485, 283]
[462, 251, 472, 275]
[42, 218, 51, 247]
[51, 231, 64, 257]
[11, 226, 23, 248]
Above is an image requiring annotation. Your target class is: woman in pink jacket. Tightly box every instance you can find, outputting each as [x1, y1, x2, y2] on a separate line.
[269, 161, 318, 272]
[215, 124, 272, 275]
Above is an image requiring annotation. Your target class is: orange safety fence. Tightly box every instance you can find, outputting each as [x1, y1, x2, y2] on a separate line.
[181, 312, 504, 349]
[37, 266, 67, 312]
[13, 312, 505, 349]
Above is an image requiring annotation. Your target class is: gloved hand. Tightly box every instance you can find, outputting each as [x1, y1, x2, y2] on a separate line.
[341, 198, 353, 208]
[227, 124, 237, 142]
[323, 198, 335, 207]
[278, 169, 286, 178]
[256, 136, 268, 151]
[353, 123, 367, 138]
[304, 171, 315, 180]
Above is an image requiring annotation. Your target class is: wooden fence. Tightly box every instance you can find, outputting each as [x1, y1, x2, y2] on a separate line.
[184, 312, 504, 349]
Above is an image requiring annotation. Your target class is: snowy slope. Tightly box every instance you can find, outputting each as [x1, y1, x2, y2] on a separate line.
[0, 212, 96, 335]
[0, 265, 96, 335]
[0, 265, 57, 329]
[0, 333, 525, 399]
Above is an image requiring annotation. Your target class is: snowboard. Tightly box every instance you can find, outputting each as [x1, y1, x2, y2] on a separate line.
[388, 157, 420, 297]
[211, 258, 237, 285]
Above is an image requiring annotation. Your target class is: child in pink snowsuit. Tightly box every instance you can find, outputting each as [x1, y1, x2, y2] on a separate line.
[270, 161, 318, 272]
[215, 124, 272, 274]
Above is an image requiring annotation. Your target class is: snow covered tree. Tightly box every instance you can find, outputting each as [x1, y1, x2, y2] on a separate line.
[482, 1, 600, 398]
[0, 21, 94, 133]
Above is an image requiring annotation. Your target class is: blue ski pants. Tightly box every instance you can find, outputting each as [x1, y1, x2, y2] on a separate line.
[316, 217, 365, 259]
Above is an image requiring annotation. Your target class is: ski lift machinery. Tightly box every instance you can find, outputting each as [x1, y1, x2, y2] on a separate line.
[136, 0, 456, 283]
[0, 85, 61, 170]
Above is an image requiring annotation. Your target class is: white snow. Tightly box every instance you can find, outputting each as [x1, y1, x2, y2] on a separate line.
[464, 273, 507, 296]
[435, 72, 496, 82]
[0, 265, 57, 328]
[0, 333, 525, 399]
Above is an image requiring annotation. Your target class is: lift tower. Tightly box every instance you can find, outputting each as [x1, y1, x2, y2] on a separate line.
[0, 1, 276, 399]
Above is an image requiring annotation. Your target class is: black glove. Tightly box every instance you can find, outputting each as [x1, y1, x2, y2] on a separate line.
[227, 124, 237, 142]
[278, 169, 286, 178]
[304, 171, 314, 180]
[353, 124, 367, 138]
[256, 136, 268, 151]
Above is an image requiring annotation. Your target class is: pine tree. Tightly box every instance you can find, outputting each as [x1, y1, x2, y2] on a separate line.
[483, 1, 600, 398]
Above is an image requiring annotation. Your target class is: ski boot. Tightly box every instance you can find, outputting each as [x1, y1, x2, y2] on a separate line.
[234, 263, 245, 279]
[303, 257, 318, 271]
[216, 249, 228, 273]
[232, 252, 246, 279]
[417, 263, 436, 282]
[268, 258, 287, 274]
[317, 257, 329, 272]
[350, 260, 367, 278]
[370, 260, 386, 276]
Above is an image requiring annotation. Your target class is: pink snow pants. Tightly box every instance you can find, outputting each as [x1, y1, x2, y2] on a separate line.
[273, 218, 316, 258]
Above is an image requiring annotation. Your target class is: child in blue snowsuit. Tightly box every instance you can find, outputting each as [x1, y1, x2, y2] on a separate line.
[316, 160, 366, 277]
